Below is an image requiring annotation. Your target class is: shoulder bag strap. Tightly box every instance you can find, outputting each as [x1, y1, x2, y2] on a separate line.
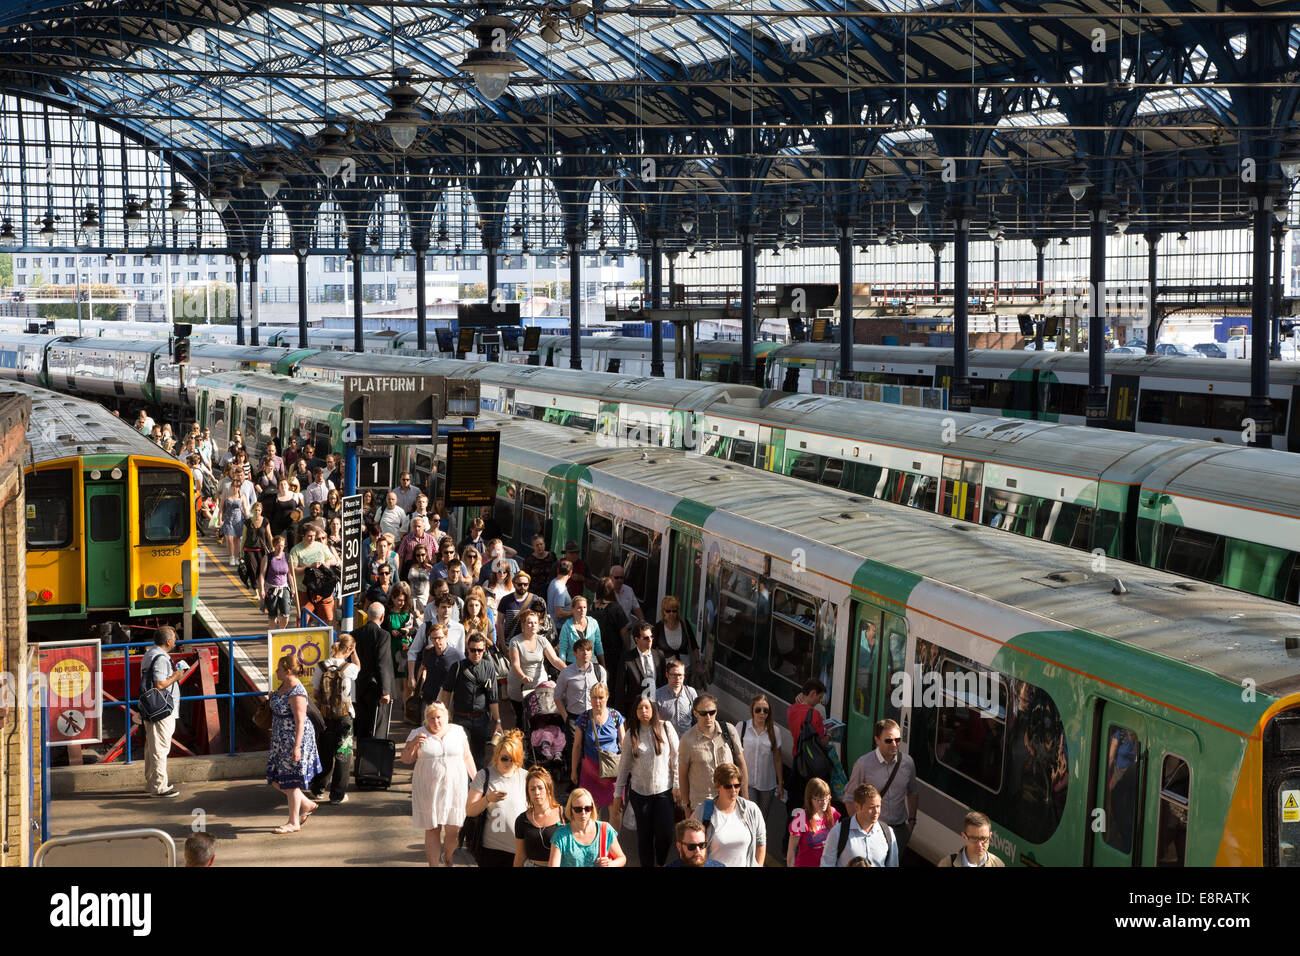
[879, 755, 903, 799]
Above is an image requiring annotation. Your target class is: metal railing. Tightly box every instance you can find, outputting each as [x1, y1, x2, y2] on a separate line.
[102, 633, 270, 764]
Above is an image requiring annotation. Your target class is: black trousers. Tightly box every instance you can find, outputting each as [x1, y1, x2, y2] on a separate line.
[629, 788, 676, 868]
[311, 715, 354, 800]
[454, 712, 493, 767]
[477, 846, 515, 868]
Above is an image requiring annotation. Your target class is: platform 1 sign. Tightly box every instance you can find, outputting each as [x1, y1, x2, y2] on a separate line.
[344, 374, 445, 423]
[357, 451, 392, 489]
[36, 640, 102, 746]
[340, 494, 364, 598]
[444, 430, 500, 507]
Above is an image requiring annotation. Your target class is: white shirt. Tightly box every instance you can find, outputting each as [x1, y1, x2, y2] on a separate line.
[305, 480, 333, 508]
[615, 584, 642, 622]
[739, 720, 787, 793]
[409, 619, 466, 661]
[377, 505, 409, 539]
[660, 623, 685, 655]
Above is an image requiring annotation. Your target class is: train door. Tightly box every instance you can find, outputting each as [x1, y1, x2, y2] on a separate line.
[843, 602, 909, 763]
[938, 457, 984, 522]
[83, 478, 126, 609]
[667, 528, 703, 636]
[1109, 374, 1140, 432]
[1288, 386, 1300, 454]
[1088, 700, 1196, 866]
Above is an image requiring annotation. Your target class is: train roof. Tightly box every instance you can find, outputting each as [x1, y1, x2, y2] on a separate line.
[1142, 444, 1300, 532]
[535, 334, 783, 357]
[57, 336, 166, 355]
[196, 371, 343, 412]
[7, 379, 170, 463]
[490, 415, 1300, 698]
[189, 342, 302, 363]
[746, 391, 1215, 486]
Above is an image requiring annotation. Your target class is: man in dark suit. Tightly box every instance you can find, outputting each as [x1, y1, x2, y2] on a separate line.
[616, 621, 667, 715]
[351, 601, 394, 740]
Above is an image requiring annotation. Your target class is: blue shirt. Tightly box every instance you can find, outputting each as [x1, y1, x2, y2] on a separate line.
[141, 646, 179, 711]
[547, 578, 572, 623]
[577, 709, 624, 762]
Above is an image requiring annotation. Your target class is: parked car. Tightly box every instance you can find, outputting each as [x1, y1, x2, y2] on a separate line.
[1107, 345, 1144, 354]
[1154, 342, 1205, 358]
[1192, 342, 1227, 358]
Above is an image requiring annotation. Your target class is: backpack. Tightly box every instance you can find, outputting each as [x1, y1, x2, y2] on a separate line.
[317, 660, 350, 720]
[792, 711, 833, 782]
[836, 816, 894, 866]
[303, 564, 340, 599]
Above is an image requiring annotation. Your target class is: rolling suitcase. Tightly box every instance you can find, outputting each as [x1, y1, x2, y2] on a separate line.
[354, 698, 396, 790]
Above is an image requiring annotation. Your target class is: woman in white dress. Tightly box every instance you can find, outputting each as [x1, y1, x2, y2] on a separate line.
[400, 701, 476, 866]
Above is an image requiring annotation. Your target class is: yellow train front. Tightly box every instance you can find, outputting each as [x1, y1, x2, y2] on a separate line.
[21, 384, 197, 636]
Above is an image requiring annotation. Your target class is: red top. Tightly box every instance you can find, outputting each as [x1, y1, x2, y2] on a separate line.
[787, 702, 825, 749]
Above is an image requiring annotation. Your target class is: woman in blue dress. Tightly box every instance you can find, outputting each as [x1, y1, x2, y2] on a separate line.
[267, 653, 323, 834]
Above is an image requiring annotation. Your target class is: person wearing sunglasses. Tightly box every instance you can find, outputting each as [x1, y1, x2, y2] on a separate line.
[438, 634, 503, 768]
[465, 730, 528, 868]
[678, 694, 748, 816]
[548, 788, 626, 867]
[739, 693, 786, 840]
[664, 818, 724, 867]
[843, 717, 918, 856]
[696, 763, 766, 868]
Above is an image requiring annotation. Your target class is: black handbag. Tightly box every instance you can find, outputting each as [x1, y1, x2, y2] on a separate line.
[136, 657, 174, 722]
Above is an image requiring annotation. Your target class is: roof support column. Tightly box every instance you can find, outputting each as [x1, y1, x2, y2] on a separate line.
[992, 242, 1001, 303]
[295, 245, 309, 350]
[837, 218, 854, 380]
[1145, 232, 1161, 354]
[667, 252, 677, 307]
[567, 228, 584, 370]
[739, 225, 756, 386]
[233, 252, 245, 347]
[1249, 184, 1275, 448]
[248, 254, 260, 347]
[412, 232, 429, 353]
[650, 232, 664, 377]
[930, 242, 944, 304]
[1032, 238, 1050, 351]
[1272, 222, 1285, 360]
[1085, 198, 1110, 427]
[350, 238, 365, 353]
[948, 203, 973, 413]
[484, 233, 500, 312]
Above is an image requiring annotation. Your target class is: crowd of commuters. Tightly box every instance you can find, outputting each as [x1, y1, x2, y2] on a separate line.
[130, 411, 999, 868]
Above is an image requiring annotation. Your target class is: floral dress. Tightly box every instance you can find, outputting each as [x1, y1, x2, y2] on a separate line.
[266, 683, 322, 789]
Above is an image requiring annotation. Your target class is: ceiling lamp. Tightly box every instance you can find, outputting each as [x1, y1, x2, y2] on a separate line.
[611, 254, 621, 267]
[80, 205, 100, 232]
[512, 218, 524, 238]
[368, 231, 380, 253]
[684, 238, 697, 255]
[208, 178, 232, 213]
[39, 216, 57, 241]
[1067, 162, 1090, 202]
[166, 187, 189, 223]
[986, 217, 1001, 240]
[254, 160, 285, 200]
[437, 225, 449, 246]
[1279, 134, 1300, 181]
[503, 253, 513, 266]
[679, 209, 697, 234]
[1114, 209, 1130, 234]
[1274, 199, 1288, 224]
[1058, 236, 1070, 247]
[521, 240, 531, 254]
[597, 236, 607, 252]
[876, 231, 889, 245]
[459, 16, 526, 102]
[0, 219, 16, 246]
[382, 69, 425, 150]
[782, 203, 801, 227]
[589, 213, 603, 241]
[123, 196, 143, 223]
[1177, 230, 1189, 244]
[907, 185, 925, 217]
[316, 125, 349, 177]
[775, 235, 787, 251]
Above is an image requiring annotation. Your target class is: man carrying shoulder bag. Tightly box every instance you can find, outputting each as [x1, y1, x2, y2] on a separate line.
[139, 626, 199, 798]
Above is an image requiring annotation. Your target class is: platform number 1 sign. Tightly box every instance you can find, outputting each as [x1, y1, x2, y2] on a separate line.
[358, 453, 391, 489]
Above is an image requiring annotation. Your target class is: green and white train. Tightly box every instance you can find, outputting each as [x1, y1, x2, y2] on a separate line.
[190, 371, 1300, 867]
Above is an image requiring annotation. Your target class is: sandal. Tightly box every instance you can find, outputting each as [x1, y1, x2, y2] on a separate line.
[273, 823, 301, 834]
[301, 804, 318, 825]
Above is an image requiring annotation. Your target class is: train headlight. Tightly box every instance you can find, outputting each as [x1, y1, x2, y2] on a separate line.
[174, 582, 183, 596]
[90, 469, 101, 480]
[27, 590, 37, 602]
[144, 585, 158, 597]
[159, 584, 171, 596]
[111, 468, 122, 479]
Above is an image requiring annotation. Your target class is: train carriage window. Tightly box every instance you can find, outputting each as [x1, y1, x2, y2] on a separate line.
[787, 452, 822, 482]
[585, 512, 614, 581]
[25, 468, 73, 549]
[1209, 395, 1248, 432]
[1284, 555, 1300, 604]
[210, 398, 228, 445]
[1159, 525, 1223, 580]
[619, 523, 659, 609]
[934, 658, 1006, 792]
[258, 406, 275, 445]
[1037, 499, 1094, 549]
[878, 614, 908, 727]
[983, 488, 1036, 536]
[768, 587, 818, 690]
[1220, 538, 1290, 598]
[717, 563, 759, 659]
[729, 438, 756, 466]
[520, 488, 548, 551]
[1156, 755, 1190, 867]
[1103, 724, 1142, 854]
[493, 482, 516, 547]
[312, 422, 332, 456]
[1175, 392, 1210, 426]
[852, 612, 880, 717]
[89, 494, 122, 542]
[138, 467, 190, 544]
[819, 458, 844, 488]
[842, 461, 885, 497]
[242, 406, 259, 457]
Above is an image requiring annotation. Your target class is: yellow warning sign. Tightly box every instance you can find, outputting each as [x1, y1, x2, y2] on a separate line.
[1283, 790, 1300, 823]
[26, 503, 35, 519]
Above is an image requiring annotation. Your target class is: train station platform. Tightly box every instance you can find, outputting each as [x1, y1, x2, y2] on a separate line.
[193, 535, 281, 689]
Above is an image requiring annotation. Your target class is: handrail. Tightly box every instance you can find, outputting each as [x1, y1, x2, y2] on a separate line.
[98, 633, 273, 764]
